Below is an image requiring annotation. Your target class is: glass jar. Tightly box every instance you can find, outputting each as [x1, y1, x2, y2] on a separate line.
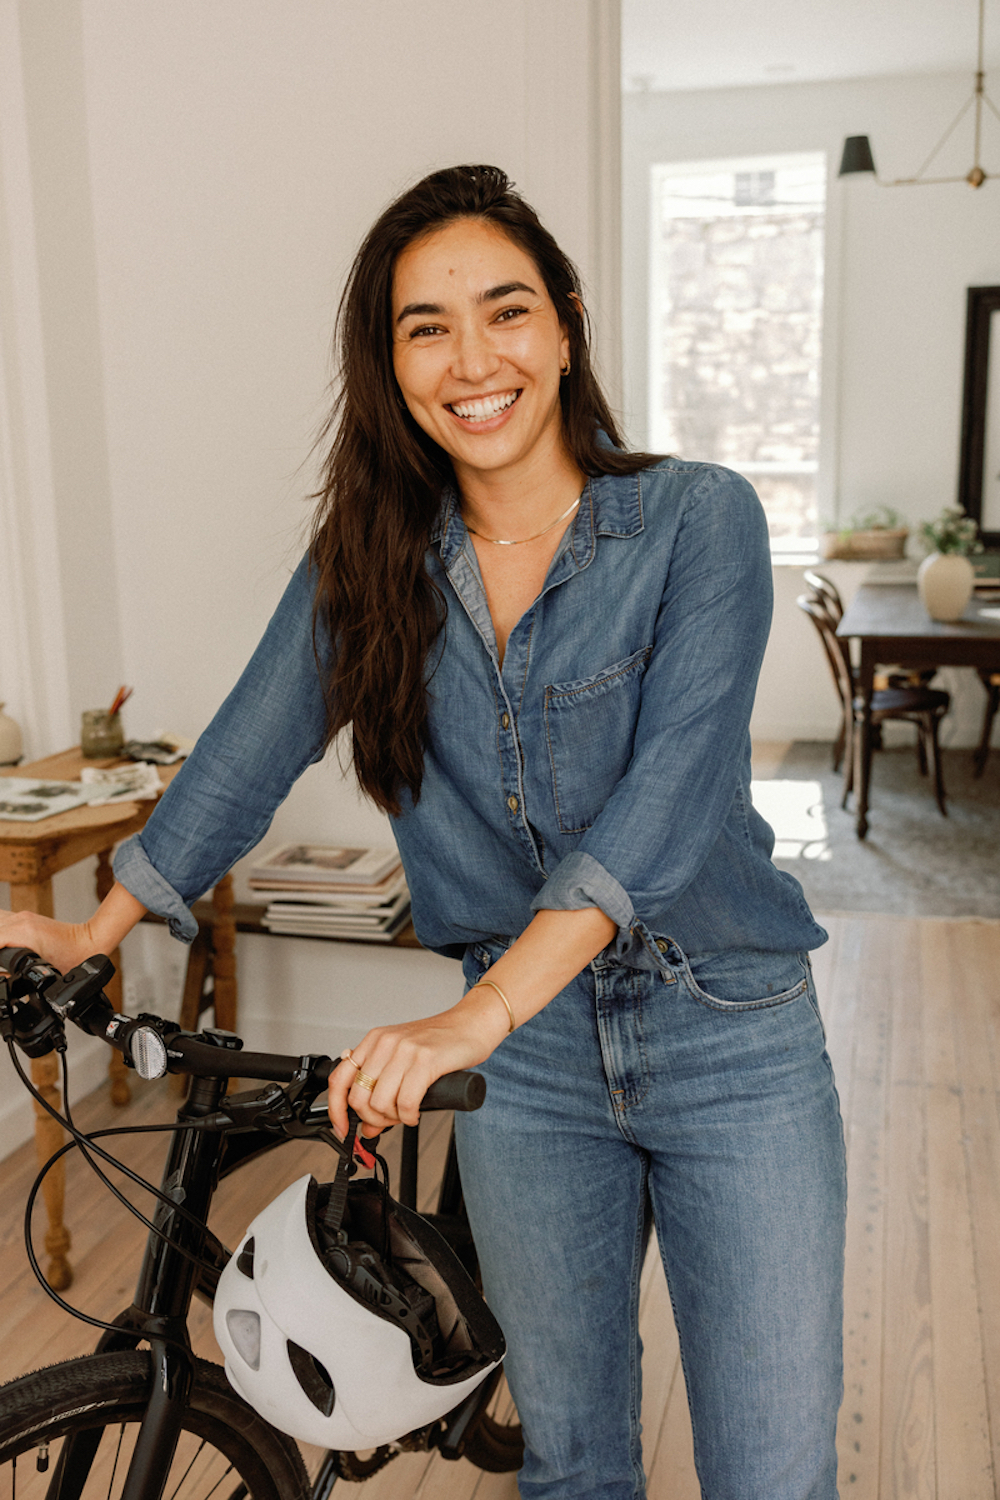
[81, 709, 124, 759]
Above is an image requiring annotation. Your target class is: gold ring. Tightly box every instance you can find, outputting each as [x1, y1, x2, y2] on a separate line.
[341, 1048, 359, 1068]
[354, 1070, 378, 1091]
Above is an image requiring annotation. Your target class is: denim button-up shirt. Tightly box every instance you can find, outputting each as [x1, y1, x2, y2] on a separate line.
[114, 458, 826, 971]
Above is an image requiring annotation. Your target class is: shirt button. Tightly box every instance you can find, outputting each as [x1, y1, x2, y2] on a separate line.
[501, 713, 510, 730]
[507, 795, 519, 813]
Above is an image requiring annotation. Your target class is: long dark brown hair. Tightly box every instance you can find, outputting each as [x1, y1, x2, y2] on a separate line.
[310, 164, 656, 815]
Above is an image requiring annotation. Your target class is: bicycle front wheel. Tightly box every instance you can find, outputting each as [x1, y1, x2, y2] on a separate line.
[0, 1351, 310, 1499]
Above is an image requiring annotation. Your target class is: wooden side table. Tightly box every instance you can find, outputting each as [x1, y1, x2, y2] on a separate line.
[0, 746, 185, 1289]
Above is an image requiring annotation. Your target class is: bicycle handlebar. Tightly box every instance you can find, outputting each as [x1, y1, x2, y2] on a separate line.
[0, 946, 485, 1114]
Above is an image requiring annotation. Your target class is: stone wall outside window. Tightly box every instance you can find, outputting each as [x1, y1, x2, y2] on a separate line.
[652, 159, 825, 547]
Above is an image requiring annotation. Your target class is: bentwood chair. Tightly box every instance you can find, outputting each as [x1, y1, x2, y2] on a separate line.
[801, 571, 937, 772]
[796, 594, 951, 818]
[803, 570, 845, 625]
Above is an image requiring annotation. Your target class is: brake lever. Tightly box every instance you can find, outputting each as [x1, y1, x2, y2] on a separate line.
[0, 974, 66, 1058]
[0, 952, 117, 1059]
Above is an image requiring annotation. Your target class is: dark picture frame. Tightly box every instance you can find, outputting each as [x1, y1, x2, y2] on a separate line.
[958, 285, 1000, 549]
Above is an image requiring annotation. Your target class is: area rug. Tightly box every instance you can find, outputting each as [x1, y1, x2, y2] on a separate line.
[750, 742, 1000, 920]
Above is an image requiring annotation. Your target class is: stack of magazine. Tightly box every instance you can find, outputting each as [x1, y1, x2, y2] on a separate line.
[247, 843, 410, 942]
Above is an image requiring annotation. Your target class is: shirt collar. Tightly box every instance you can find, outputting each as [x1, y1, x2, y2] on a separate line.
[430, 463, 644, 568]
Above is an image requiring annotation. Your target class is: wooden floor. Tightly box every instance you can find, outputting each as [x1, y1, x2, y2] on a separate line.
[1, 912, 999, 1497]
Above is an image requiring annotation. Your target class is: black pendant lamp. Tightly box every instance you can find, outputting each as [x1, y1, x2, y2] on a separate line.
[838, 0, 998, 188]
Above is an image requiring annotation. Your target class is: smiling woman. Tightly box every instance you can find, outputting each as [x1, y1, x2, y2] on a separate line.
[0, 164, 847, 1500]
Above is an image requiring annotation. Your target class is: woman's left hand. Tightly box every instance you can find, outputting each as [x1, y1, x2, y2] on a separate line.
[329, 906, 618, 1139]
[327, 989, 511, 1140]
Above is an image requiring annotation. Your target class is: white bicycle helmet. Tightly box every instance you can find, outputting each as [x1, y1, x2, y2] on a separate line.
[213, 1170, 505, 1450]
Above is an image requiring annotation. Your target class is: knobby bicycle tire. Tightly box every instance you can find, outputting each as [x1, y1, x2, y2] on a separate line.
[329, 1446, 396, 1480]
[0, 1351, 310, 1500]
[459, 1369, 524, 1473]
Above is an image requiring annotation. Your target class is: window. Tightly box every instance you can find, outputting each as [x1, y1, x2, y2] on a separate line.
[649, 153, 826, 553]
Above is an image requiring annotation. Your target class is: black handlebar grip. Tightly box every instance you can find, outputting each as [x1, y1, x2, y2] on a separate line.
[309, 1060, 484, 1111]
[0, 947, 44, 977]
[420, 1070, 486, 1112]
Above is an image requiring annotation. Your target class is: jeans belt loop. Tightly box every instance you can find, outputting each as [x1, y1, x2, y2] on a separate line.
[653, 934, 681, 983]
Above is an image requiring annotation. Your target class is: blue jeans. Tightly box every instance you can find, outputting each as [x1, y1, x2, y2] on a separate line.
[455, 940, 846, 1500]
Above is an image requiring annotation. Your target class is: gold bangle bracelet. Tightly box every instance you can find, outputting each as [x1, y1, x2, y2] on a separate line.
[473, 978, 516, 1035]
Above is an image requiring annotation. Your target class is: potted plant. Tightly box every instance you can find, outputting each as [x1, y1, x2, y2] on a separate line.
[917, 508, 984, 622]
[820, 506, 909, 561]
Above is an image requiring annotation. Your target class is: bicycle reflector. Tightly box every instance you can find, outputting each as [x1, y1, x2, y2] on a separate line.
[129, 1025, 168, 1080]
[213, 1174, 505, 1449]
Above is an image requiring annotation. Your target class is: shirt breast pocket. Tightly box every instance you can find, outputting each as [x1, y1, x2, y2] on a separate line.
[544, 646, 653, 834]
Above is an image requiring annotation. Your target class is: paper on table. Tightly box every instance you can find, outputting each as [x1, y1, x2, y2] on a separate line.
[0, 778, 97, 821]
[79, 762, 162, 804]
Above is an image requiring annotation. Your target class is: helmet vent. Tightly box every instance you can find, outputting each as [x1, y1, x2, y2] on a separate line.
[225, 1309, 261, 1370]
[287, 1340, 336, 1416]
[236, 1237, 256, 1278]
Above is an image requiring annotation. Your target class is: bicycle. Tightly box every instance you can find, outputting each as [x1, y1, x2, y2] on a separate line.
[0, 945, 523, 1498]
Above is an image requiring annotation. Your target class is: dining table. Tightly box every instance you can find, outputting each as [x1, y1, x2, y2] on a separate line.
[837, 581, 1000, 838]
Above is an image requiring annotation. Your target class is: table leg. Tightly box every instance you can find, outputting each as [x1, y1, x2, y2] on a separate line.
[856, 648, 875, 840]
[9, 879, 73, 1291]
[210, 875, 238, 1033]
[95, 850, 130, 1105]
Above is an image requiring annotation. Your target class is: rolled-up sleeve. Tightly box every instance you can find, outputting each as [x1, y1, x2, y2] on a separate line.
[531, 468, 772, 961]
[113, 553, 333, 940]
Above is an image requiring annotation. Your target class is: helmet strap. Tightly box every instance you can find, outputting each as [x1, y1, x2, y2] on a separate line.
[320, 1109, 359, 1242]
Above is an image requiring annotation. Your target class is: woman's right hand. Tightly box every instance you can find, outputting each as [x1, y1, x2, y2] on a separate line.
[0, 909, 104, 973]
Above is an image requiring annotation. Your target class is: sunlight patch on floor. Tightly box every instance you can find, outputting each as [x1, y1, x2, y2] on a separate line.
[750, 778, 831, 861]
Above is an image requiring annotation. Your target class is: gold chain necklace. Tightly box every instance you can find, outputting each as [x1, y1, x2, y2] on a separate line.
[463, 495, 581, 547]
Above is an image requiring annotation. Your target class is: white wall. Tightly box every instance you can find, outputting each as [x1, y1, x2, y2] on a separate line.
[623, 71, 1000, 746]
[0, 0, 620, 1157]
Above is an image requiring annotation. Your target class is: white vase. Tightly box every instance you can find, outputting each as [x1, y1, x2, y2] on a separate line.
[0, 703, 23, 766]
[917, 551, 975, 622]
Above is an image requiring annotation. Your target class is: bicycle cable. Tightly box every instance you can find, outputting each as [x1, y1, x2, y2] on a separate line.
[6, 1037, 346, 1342]
[8, 1038, 226, 1248]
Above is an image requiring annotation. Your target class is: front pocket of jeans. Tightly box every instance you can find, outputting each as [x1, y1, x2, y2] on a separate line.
[684, 971, 809, 1014]
[544, 646, 652, 833]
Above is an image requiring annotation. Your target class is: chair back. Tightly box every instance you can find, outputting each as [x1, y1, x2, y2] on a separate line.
[803, 570, 844, 624]
[796, 594, 854, 714]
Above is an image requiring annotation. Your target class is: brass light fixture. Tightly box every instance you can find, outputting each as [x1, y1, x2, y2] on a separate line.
[839, 0, 999, 187]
